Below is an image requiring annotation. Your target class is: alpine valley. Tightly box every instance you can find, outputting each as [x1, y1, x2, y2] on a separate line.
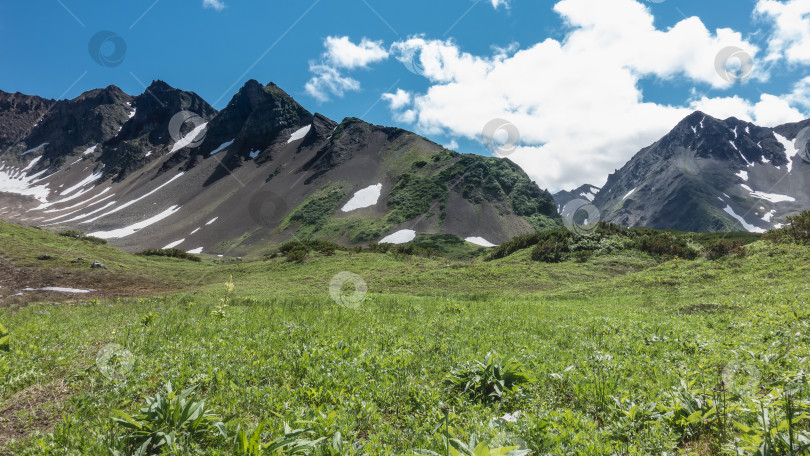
[0, 80, 559, 255]
[4, 80, 810, 255]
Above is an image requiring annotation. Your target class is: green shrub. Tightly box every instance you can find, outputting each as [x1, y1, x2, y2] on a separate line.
[284, 248, 307, 263]
[0, 323, 9, 352]
[764, 210, 810, 244]
[572, 250, 594, 263]
[284, 186, 346, 230]
[445, 351, 534, 402]
[488, 228, 571, 261]
[704, 240, 745, 260]
[58, 230, 107, 245]
[632, 233, 698, 259]
[531, 237, 570, 263]
[137, 249, 202, 262]
[387, 173, 448, 224]
[279, 240, 341, 258]
[112, 383, 226, 455]
[365, 243, 392, 254]
[408, 434, 530, 456]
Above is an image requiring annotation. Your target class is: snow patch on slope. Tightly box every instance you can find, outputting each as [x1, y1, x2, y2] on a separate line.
[341, 184, 383, 212]
[209, 140, 234, 156]
[774, 133, 800, 173]
[465, 237, 497, 247]
[170, 123, 208, 153]
[0, 162, 51, 202]
[22, 143, 48, 155]
[380, 229, 416, 244]
[163, 239, 185, 249]
[81, 172, 185, 224]
[88, 205, 181, 239]
[287, 125, 311, 143]
[723, 205, 765, 233]
[60, 170, 102, 196]
[749, 191, 795, 203]
[622, 188, 636, 201]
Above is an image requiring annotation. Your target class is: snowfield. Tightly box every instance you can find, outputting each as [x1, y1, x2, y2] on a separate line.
[465, 237, 497, 247]
[723, 205, 765, 233]
[287, 125, 311, 143]
[88, 205, 181, 239]
[380, 229, 416, 244]
[341, 184, 383, 212]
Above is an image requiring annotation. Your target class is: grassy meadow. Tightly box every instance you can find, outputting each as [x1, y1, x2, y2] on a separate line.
[1, 221, 809, 455]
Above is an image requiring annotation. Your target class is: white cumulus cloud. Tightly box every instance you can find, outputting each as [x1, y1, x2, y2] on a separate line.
[305, 65, 361, 103]
[306, 36, 389, 102]
[382, 0, 808, 191]
[756, 0, 810, 64]
[324, 36, 389, 69]
[202, 0, 225, 11]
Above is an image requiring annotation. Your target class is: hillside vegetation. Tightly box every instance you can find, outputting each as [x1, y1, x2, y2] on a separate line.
[0, 218, 809, 455]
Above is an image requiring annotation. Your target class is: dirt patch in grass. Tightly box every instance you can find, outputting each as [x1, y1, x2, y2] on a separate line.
[0, 256, 178, 308]
[0, 381, 71, 454]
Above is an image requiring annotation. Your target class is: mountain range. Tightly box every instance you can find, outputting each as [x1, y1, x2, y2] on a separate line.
[0, 81, 559, 255]
[3, 80, 810, 255]
[554, 112, 810, 233]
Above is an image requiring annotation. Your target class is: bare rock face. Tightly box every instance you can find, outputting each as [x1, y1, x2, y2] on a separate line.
[0, 80, 560, 255]
[0, 91, 56, 150]
[591, 111, 810, 233]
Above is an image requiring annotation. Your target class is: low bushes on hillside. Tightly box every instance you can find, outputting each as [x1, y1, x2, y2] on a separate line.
[530, 230, 572, 263]
[278, 240, 343, 262]
[764, 210, 810, 245]
[365, 242, 439, 258]
[487, 223, 710, 263]
[137, 249, 202, 262]
[58, 230, 107, 245]
[703, 239, 746, 260]
[631, 231, 698, 260]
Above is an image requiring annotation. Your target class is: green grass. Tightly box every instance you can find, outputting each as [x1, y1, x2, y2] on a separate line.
[1, 221, 809, 455]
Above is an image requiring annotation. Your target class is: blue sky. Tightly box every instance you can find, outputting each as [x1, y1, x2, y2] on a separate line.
[1, 0, 809, 191]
